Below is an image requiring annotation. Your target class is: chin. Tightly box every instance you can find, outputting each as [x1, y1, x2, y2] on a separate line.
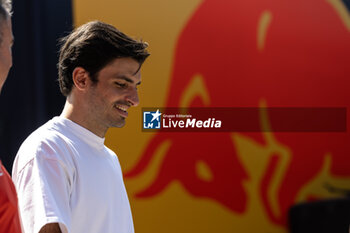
[112, 120, 126, 128]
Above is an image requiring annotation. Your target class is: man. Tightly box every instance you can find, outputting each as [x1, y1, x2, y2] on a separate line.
[0, 0, 21, 233]
[12, 21, 149, 233]
[0, 0, 12, 90]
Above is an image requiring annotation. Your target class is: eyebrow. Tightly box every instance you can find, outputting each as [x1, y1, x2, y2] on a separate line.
[116, 75, 141, 85]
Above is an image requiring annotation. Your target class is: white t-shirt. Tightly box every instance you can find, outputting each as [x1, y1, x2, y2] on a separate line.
[12, 117, 134, 233]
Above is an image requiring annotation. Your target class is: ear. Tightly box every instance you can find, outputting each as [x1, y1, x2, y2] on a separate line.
[72, 67, 90, 91]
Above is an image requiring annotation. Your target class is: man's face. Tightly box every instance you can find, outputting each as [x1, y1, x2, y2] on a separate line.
[0, 16, 13, 92]
[87, 57, 141, 130]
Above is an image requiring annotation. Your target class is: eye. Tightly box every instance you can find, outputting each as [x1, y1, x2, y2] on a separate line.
[115, 82, 127, 88]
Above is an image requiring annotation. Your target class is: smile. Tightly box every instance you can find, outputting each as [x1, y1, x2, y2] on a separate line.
[115, 105, 129, 117]
[115, 105, 128, 112]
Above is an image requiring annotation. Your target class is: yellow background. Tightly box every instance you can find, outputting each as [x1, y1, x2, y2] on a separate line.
[73, 1, 350, 232]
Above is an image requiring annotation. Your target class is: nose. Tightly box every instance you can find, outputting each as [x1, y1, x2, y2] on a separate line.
[126, 88, 139, 107]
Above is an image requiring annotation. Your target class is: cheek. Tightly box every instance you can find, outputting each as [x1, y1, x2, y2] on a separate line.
[109, 88, 126, 100]
[96, 85, 126, 105]
[9, 47, 12, 65]
[100, 89, 121, 106]
[0, 45, 12, 68]
[7, 50, 12, 68]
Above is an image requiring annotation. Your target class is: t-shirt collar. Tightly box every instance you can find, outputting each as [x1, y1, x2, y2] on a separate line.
[52, 116, 105, 149]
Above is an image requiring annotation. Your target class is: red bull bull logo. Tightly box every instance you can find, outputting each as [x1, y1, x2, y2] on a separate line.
[125, 0, 350, 229]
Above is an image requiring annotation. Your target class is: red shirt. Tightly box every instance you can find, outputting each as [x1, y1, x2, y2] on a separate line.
[0, 161, 22, 233]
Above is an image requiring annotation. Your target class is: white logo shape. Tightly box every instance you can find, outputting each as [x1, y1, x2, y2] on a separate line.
[150, 109, 162, 122]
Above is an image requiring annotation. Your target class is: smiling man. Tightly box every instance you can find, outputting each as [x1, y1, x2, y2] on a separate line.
[12, 21, 149, 233]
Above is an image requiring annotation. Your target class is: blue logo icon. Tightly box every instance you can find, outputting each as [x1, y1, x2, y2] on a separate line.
[143, 109, 162, 129]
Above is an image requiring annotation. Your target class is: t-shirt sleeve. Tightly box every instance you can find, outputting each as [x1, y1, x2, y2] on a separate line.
[14, 146, 72, 233]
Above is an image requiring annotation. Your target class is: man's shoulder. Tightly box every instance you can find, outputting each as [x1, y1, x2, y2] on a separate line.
[104, 146, 117, 156]
[104, 146, 121, 161]
[20, 119, 67, 150]
[103, 146, 122, 168]
[14, 118, 73, 170]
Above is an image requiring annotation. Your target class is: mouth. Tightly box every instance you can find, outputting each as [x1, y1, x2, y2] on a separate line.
[114, 104, 129, 118]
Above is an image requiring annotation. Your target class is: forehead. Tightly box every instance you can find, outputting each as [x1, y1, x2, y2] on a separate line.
[99, 57, 142, 81]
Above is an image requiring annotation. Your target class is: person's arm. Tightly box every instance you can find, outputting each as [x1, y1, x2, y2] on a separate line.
[13, 148, 72, 233]
[39, 223, 62, 233]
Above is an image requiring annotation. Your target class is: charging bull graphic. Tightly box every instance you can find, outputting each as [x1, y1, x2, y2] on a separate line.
[125, 0, 350, 227]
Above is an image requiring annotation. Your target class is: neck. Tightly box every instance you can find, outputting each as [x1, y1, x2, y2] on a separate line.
[60, 97, 107, 138]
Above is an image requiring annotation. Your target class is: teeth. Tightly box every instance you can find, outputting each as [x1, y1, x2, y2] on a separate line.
[116, 105, 127, 112]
